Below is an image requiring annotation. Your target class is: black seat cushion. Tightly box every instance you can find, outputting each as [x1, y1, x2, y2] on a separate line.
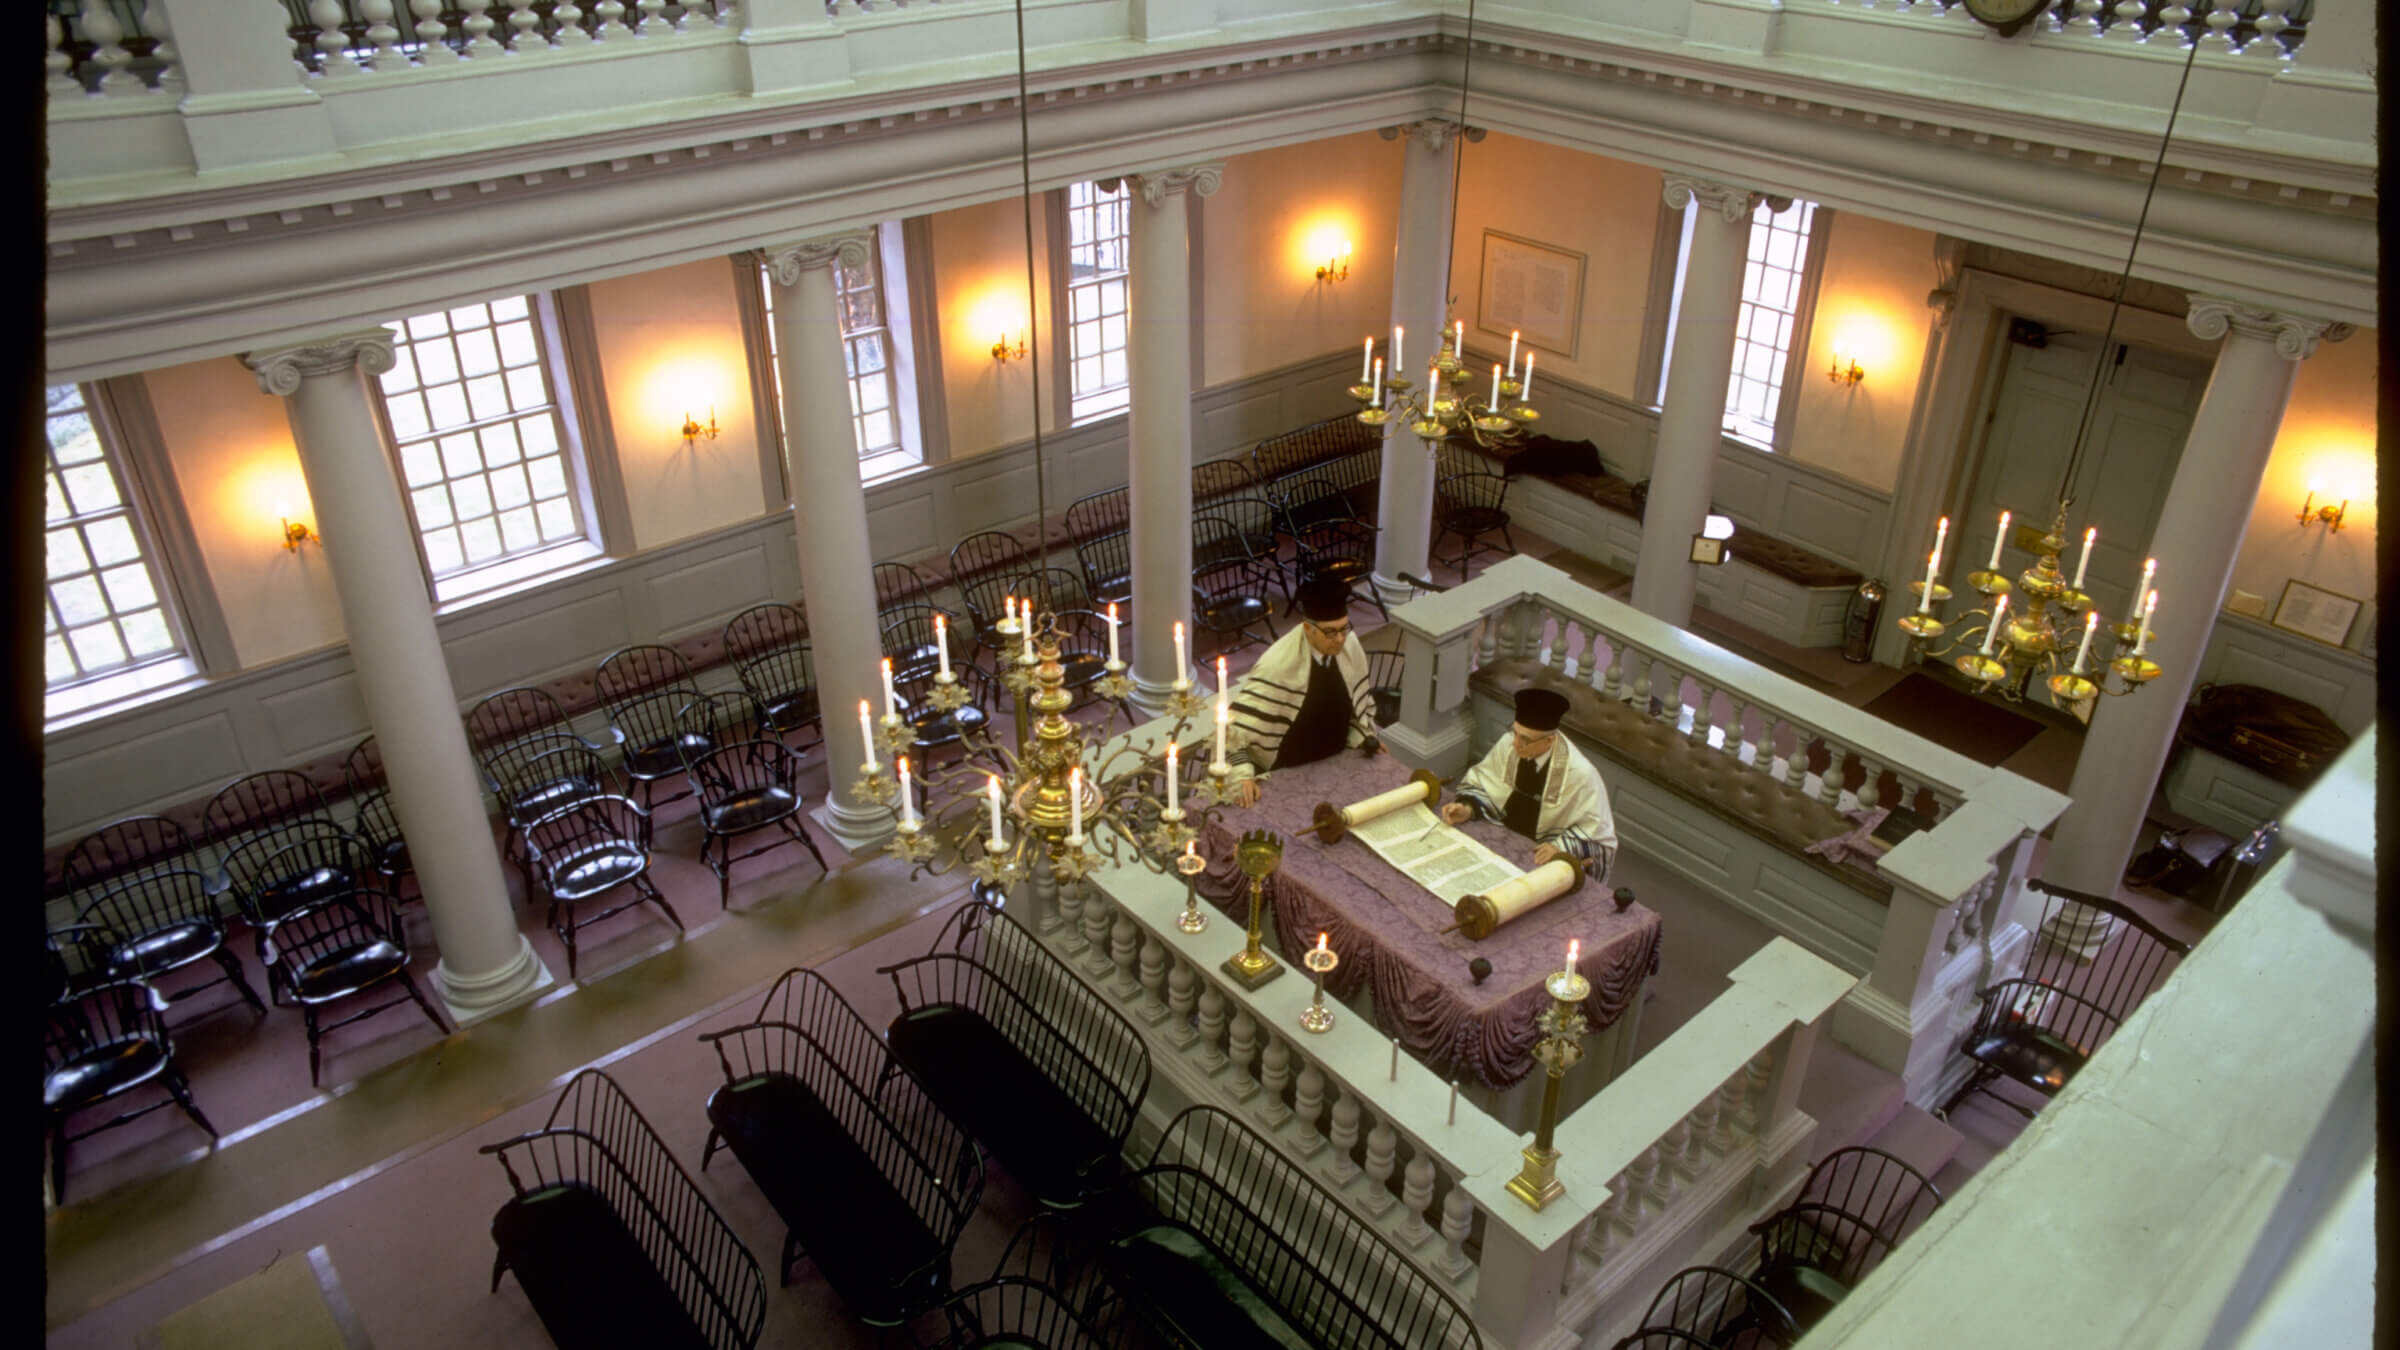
[888, 1004, 1117, 1206]
[106, 920, 219, 977]
[510, 776, 599, 822]
[707, 1075, 942, 1322]
[492, 1182, 714, 1350]
[1755, 1259, 1850, 1332]
[1107, 1223, 1313, 1350]
[374, 838, 410, 876]
[45, 1035, 168, 1112]
[256, 866, 355, 920]
[1968, 1025, 2088, 1096]
[703, 786, 798, 836]
[290, 939, 407, 1002]
[760, 691, 819, 731]
[1197, 596, 1270, 632]
[907, 706, 989, 748]
[1058, 652, 1108, 690]
[626, 734, 712, 780]
[548, 841, 648, 900]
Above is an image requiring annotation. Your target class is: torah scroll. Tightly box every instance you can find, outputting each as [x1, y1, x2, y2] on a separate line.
[1311, 769, 1444, 844]
[1450, 858, 1585, 940]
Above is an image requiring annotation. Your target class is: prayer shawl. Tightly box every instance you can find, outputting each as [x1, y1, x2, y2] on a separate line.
[1224, 627, 1374, 775]
[1456, 734, 1618, 879]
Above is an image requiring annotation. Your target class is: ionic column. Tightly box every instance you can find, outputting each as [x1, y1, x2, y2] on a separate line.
[760, 232, 894, 854]
[2044, 300, 2351, 899]
[1121, 163, 1222, 717]
[1630, 177, 1760, 627]
[244, 333, 552, 1024]
[1372, 119, 1465, 602]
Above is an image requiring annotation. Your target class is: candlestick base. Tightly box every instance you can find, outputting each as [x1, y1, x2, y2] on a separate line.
[926, 675, 968, 713]
[2046, 672, 2099, 704]
[1954, 653, 2009, 686]
[849, 768, 898, 807]
[2109, 655, 2161, 685]
[1505, 1145, 1566, 1211]
[2056, 587, 2093, 613]
[876, 714, 916, 757]
[1299, 1000, 1335, 1034]
[1222, 947, 1284, 989]
[1897, 613, 1945, 639]
[1356, 408, 1392, 426]
[1909, 580, 1952, 605]
[1346, 382, 1377, 401]
[1508, 404, 1541, 424]
[1967, 569, 2013, 596]
[1472, 415, 1515, 435]
[1410, 418, 1447, 439]
[1500, 378, 1522, 399]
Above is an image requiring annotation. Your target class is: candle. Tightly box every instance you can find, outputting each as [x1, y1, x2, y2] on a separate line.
[1165, 742, 1179, 813]
[1360, 336, 1373, 383]
[1173, 621, 1187, 681]
[859, 699, 877, 772]
[1106, 602, 1120, 664]
[1452, 319, 1463, 358]
[1315, 931, 1330, 956]
[1917, 550, 1936, 614]
[2073, 526, 2096, 590]
[1981, 595, 2009, 655]
[1389, 1037, 1399, 1080]
[1216, 655, 1228, 704]
[898, 757, 915, 827]
[1447, 1081, 1458, 1126]
[1988, 511, 2010, 571]
[2073, 611, 2098, 674]
[987, 774, 1005, 841]
[1370, 357, 1382, 405]
[881, 657, 897, 718]
[934, 613, 950, 679]
[1214, 701, 1229, 769]
[1489, 362, 1503, 410]
[2133, 557, 2157, 626]
[1507, 329, 1520, 378]
[1392, 325, 1404, 372]
[1566, 937, 1580, 974]
[1520, 351, 1535, 400]
[1004, 595, 1016, 628]
[1069, 765, 1084, 840]
[1931, 516, 1949, 576]
[2134, 589, 2157, 657]
[1428, 360, 1440, 407]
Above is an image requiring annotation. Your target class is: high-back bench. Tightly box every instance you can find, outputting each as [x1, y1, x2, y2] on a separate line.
[1251, 413, 1383, 524]
[879, 898, 1150, 1210]
[697, 967, 983, 1325]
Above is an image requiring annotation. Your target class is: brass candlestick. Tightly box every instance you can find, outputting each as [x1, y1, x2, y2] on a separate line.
[1299, 936, 1338, 1033]
[1174, 841, 1209, 933]
[1506, 958, 1591, 1211]
[1221, 829, 1284, 989]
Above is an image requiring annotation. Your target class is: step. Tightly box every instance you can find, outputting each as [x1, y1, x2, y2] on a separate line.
[1863, 1102, 1966, 1197]
[1795, 1036, 1907, 1164]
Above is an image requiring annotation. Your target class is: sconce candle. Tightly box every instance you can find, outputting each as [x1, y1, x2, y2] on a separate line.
[1988, 511, 2010, 571]
[1370, 358, 1382, 406]
[1361, 338, 1374, 384]
[1917, 550, 1937, 614]
[1507, 330, 1520, 378]
[898, 756, 916, 828]
[2072, 611, 2098, 675]
[1213, 701, 1229, 771]
[1931, 516, 1949, 576]
[1519, 352, 1535, 401]
[1173, 621, 1187, 681]
[2134, 589, 2157, 657]
[1564, 937, 1579, 976]
[1216, 655, 1228, 705]
[1068, 766, 1084, 842]
[1981, 595, 2009, 655]
[934, 613, 951, 679]
[2072, 527, 2096, 591]
[881, 658, 898, 719]
[1106, 603, 1121, 665]
[1392, 326, 1404, 372]
[1165, 742, 1179, 813]
[987, 774, 1005, 841]
[1489, 363, 1503, 410]
[859, 699, 877, 772]
[2133, 558, 2156, 619]
[1452, 319, 1464, 359]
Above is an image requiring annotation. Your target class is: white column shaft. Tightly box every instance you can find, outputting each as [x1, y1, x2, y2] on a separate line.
[1125, 168, 1217, 713]
[1373, 121, 1460, 599]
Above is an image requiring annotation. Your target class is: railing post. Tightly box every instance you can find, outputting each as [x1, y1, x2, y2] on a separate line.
[154, 0, 334, 172]
[1384, 618, 1477, 778]
[737, 0, 850, 94]
[1460, 1184, 1583, 1350]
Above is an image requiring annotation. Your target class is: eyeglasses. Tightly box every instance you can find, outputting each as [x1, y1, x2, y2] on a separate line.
[1305, 621, 1352, 638]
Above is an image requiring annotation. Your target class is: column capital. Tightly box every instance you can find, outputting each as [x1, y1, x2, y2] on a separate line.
[1378, 119, 1483, 153]
[757, 229, 874, 288]
[242, 328, 398, 396]
[1662, 176, 1761, 223]
[1104, 163, 1224, 206]
[2185, 296, 2355, 361]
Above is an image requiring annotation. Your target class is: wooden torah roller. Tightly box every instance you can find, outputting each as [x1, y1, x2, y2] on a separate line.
[1450, 858, 1585, 940]
[1312, 769, 1444, 844]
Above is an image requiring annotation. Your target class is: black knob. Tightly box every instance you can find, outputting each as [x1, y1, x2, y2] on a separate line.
[1467, 957, 1493, 985]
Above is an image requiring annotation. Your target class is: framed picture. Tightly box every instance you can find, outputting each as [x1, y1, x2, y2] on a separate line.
[2268, 578, 2362, 649]
[1477, 230, 1586, 362]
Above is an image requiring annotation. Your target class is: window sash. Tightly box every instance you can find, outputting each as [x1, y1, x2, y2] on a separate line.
[42, 382, 188, 691]
[1064, 181, 1132, 423]
[756, 227, 908, 466]
[1721, 199, 1818, 448]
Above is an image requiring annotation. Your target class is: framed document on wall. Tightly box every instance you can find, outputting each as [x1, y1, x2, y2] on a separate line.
[2269, 579, 2362, 649]
[1477, 231, 1586, 361]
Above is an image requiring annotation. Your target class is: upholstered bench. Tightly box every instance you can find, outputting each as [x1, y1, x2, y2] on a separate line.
[879, 899, 1149, 1210]
[698, 968, 981, 1325]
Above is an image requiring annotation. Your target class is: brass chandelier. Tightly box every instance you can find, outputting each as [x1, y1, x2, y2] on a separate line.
[1353, 321, 1542, 451]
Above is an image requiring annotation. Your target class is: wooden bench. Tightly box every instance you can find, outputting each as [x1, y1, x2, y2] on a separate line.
[879, 899, 1149, 1210]
[697, 967, 982, 1326]
[483, 1069, 766, 1350]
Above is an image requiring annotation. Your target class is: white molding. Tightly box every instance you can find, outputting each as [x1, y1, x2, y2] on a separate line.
[546, 284, 637, 558]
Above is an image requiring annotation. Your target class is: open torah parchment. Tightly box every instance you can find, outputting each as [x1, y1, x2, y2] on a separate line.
[1348, 801, 1522, 904]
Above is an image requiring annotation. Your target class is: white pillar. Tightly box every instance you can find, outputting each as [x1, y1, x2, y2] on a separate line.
[2044, 300, 2351, 896]
[245, 333, 552, 1024]
[1121, 163, 1222, 717]
[1630, 178, 1758, 627]
[1372, 119, 1463, 602]
[761, 232, 895, 854]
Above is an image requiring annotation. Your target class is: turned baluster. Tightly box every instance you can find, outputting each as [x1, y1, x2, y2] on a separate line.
[404, 0, 456, 63]
[1622, 1145, 1665, 1225]
[1688, 679, 1715, 748]
[1652, 662, 1683, 727]
[458, 0, 502, 55]
[137, 0, 181, 94]
[1194, 986, 1228, 1071]
[1257, 1036, 1293, 1126]
[1476, 615, 1498, 667]
[47, 16, 83, 96]
[359, 0, 410, 69]
[1585, 631, 1609, 693]
[1361, 1118, 1399, 1216]
[593, 0, 633, 37]
[1396, 1153, 1437, 1247]
[1816, 741, 1849, 810]
[2063, 0, 2105, 36]
[1710, 1071, 1744, 1152]
[1602, 639, 1631, 702]
[1854, 754, 1883, 813]
[1106, 911, 1140, 994]
[2245, 0, 2292, 56]
[1437, 1186, 1475, 1278]
[503, 0, 542, 52]
[2148, 0, 2193, 48]
[552, 1, 592, 45]
[1326, 1091, 1361, 1184]
[1676, 1110, 1710, 1175]
[1545, 614, 1572, 677]
[1735, 1050, 1774, 1137]
[1137, 937, 1169, 1020]
[1290, 1064, 1325, 1153]
[1630, 653, 1653, 713]
[1226, 1011, 1260, 1100]
[1165, 959, 1198, 1045]
[1721, 696, 1751, 764]
[77, 0, 138, 92]
[1080, 888, 1115, 975]
[633, 0, 667, 34]
[1055, 875, 1087, 953]
[1585, 1175, 1631, 1260]
[2195, 0, 2241, 54]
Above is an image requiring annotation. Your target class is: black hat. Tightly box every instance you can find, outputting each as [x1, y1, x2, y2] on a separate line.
[1297, 576, 1352, 623]
[1514, 687, 1569, 732]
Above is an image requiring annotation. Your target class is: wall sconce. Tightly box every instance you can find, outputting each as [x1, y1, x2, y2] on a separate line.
[1315, 239, 1352, 285]
[279, 504, 317, 552]
[2297, 483, 2351, 533]
[1689, 512, 1734, 565]
[1826, 354, 1865, 387]
[992, 330, 1028, 363]
[680, 407, 719, 445]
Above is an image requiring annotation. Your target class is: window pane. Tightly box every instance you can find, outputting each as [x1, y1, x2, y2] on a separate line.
[451, 474, 494, 522]
[536, 497, 577, 541]
[412, 485, 454, 528]
[497, 506, 540, 554]
[448, 303, 492, 331]
[423, 527, 463, 574]
[401, 441, 443, 488]
[439, 433, 482, 479]
[464, 375, 510, 422]
[496, 321, 538, 368]
[382, 347, 419, 394]
[519, 416, 558, 458]
[405, 312, 449, 340]
[68, 623, 126, 671]
[414, 339, 458, 384]
[121, 609, 173, 657]
[61, 462, 122, 515]
[45, 635, 75, 685]
[861, 410, 894, 450]
[46, 528, 89, 581]
[82, 519, 135, 573]
[100, 563, 155, 612]
[387, 392, 431, 441]
[424, 385, 471, 431]
[490, 464, 532, 510]
[45, 475, 69, 523]
[490, 295, 530, 321]
[460, 516, 503, 564]
[526, 455, 567, 500]
[504, 366, 546, 412]
[54, 576, 106, 625]
[49, 411, 100, 463]
[455, 327, 500, 377]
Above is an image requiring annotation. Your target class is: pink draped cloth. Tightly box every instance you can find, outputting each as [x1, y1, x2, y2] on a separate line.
[1197, 754, 1662, 1089]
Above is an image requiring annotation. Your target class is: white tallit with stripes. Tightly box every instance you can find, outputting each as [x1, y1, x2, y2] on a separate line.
[1222, 626, 1375, 773]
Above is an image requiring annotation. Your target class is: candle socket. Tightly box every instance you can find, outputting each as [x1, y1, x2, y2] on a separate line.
[1221, 829, 1285, 990]
[1506, 967, 1591, 1212]
[876, 714, 916, 758]
[926, 672, 968, 713]
[1300, 944, 1339, 1033]
[1174, 846, 1210, 934]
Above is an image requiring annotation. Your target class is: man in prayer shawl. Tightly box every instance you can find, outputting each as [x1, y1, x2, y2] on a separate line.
[1222, 575, 1380, 807]
[1442, 686, 1617, 878]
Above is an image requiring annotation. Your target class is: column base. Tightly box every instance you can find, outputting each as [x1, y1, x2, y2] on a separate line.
[813, 797, 897, 857]
[435, 933, 555, 1027]
[1127, 668, 1186, 721]
[1382, 718, 1474, 780]
[1370, 569, 1424, 607]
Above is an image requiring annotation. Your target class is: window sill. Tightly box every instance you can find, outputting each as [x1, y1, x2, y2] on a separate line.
[44, 657, 207, 732]
[432, 539, 611, 612]
[861, 448, 927, 488]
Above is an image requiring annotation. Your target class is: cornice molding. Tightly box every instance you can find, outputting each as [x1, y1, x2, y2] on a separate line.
[758, 230, 875, 287]
[1378, 117, 1483, 153]
[2185, 296, 2354, 361]
[242, 329, 398, 395]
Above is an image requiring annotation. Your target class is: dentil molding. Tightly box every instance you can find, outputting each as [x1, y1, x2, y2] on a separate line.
[243, 329, 400, 396]
[2185, 296, 2355, 361]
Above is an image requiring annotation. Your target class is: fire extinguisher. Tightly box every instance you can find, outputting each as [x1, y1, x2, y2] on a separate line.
[1842, 578, 1884, 664]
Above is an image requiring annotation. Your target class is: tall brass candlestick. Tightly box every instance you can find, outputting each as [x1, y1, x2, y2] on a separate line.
[1221, 829, 1284, 989]
[1506, 946, 1591, 1211]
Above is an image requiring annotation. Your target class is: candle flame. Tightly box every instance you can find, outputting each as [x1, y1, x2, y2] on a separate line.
[1567, 938, 1580, 968]
[2085, 526, 2098, 543]
[1316, 931, 1329, 953]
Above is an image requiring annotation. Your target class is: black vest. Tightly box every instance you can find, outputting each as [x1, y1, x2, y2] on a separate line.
[1272, 656, 1351, 771]
[1502, 756, 1546, 840]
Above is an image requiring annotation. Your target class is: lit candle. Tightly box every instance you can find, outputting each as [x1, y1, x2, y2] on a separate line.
[1004, 595, 1016, 628]
[1980, 595, 2009, 655]
[1106, 602, 1120, 664]
[1916, 550, 1936, 614]
[1452, 319, 1463, 358]
[1370, 357, 1382, 405]
[1216, 655, 1228, 704]
[1022, 617, 1035, 663]
[1214, 701, 1229, 769]
[1489, 362, 1503, 410]
[859, 699, 877, 772]
[934, 613, 951, 679]
[1987, 511, 2010, 571]
[898, 756, 915, 827]
[2134, 589, 2157, 657]
[1173, 621, 1187, 681]
[1315, 930, 1330, 956]
[2073, 610, 2098, 674]
[1565, 937, 1580, 975]
[881, 658, 897, 719]
[1069, 765, 1083, 840]
[2132, 557, 2156, 627]
[1427, 360, 1440, 408]
[1520, 352, 1535, 401]
[1165, 742, 1179, 813]
[1930, 516, 1949, 576]
[1361, 336, 1374, 383]
[1392, 325, 1404, 372]
[1507, 329, 1520, 378]
[2073, 526, 2097, 590]
[987, 774, 1005, 841]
